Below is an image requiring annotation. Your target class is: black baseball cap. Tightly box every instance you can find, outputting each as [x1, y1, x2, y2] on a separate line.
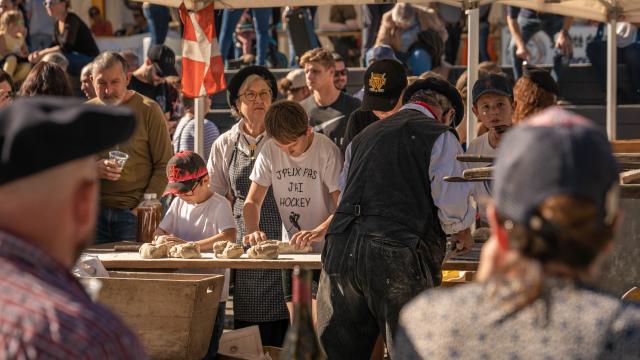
[0, 97, 135, 185]
[472, 74, 513, 104]
[402, 77, 465, 127]
[523, 66, 560, 96]
[164, 151, 208, 195]
[494, 107, 619, 231]
[148, 45, 178, 77]
[361, 59, 407, 112]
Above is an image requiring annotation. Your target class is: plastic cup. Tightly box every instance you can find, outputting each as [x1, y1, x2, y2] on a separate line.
[109, 150, 129, 169]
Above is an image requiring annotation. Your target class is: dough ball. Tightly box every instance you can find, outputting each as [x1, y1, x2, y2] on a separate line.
[216, 242, 244, 259]
[168, 243, 201, 259]
[139, 243, 168, 259]
[247, 242, 279, 259]
[213, 241, 230, 255]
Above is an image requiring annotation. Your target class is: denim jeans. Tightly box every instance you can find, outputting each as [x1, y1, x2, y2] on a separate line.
[144, 5, 171, 47]
[361, 4, 395, 66]
[317, 218, 438, 359]
[96, 207, 137, 244]
[586, 40, 640, 99]
[218, 8, 271, 66]
[510, 16, 567, 81]
[64, 51, 93, 76]
[286, 7, 320, 67]
[479, 21, 490, 62]
[203, 302, 226, 360]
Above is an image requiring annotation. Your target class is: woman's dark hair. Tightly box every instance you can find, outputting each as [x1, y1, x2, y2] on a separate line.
[0, 68, 15, 91]
[19, 61, 73, 97]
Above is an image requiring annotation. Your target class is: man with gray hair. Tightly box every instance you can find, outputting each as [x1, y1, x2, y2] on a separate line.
[317, 77, 475, 358]
[80, 62, 96, 99]
[88, 51, 173, 244]
[0, 97, 146, 358]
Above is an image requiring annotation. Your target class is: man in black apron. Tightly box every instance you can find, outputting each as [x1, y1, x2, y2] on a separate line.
[317, 77, 476, 358]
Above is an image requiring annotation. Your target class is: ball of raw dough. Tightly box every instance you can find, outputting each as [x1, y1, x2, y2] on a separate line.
[216, 242, 244, 259]
[168, 243, 201, 259]
[247, 242, 279, 259]
[139, 243, 168, 259]
[213, 241, 230, 255]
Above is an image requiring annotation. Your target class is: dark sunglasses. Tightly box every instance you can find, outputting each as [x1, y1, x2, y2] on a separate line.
[335, 69, 347, 76]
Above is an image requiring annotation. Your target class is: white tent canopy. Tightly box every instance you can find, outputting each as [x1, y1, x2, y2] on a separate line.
[499, 0, 640, 23]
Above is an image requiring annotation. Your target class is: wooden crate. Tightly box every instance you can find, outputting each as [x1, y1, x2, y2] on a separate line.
[97, 271, 224, 360]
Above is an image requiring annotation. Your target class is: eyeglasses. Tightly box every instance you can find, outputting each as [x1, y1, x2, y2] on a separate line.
[335, 69, 347, 77]
[239, 90, 272, 102]
[179, 176, 204, 196]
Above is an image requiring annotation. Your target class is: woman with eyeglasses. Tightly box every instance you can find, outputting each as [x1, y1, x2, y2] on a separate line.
[28, 0, 98, 76]
[207, 66, 290, 347]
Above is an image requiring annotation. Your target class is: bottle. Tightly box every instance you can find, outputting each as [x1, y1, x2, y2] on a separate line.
[281, 267, 326, 360]
[136, 193, 163, 243]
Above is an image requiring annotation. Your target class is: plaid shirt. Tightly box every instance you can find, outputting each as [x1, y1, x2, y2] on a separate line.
[0, 231, 146, 359]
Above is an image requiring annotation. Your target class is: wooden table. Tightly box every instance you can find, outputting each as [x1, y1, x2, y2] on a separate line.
[84, 242, 479, 271]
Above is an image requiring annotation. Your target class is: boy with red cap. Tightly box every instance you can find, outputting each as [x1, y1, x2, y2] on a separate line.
[154, 150, 236, 359]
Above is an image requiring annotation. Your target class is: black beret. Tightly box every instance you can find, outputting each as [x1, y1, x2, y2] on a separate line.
[227, 65, 278, 110]
[0, 97, 135, 185]
[402, 77, 464, 127]
[523, 66, 559, 96]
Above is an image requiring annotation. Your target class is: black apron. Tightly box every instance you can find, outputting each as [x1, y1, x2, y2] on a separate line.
[228, 133, 289, 322]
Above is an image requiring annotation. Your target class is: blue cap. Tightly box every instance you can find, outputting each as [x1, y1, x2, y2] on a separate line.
[472, 74, 513, 105]
[365, 45, 399, 66]
[493, 107, 619, 229]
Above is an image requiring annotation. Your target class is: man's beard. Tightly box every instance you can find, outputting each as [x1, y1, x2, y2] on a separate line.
[100, 95, 124, 105]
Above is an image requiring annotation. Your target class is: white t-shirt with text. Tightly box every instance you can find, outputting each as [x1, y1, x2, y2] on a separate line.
[250, 133, 342, 252]
[159, 192, 236, 300]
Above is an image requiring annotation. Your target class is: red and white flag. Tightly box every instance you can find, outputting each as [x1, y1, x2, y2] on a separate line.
[179, 2, 226, 97]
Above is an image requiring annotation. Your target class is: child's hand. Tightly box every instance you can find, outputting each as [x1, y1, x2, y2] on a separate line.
[290, 229, 323, 250]
[243, 231, 267, 246]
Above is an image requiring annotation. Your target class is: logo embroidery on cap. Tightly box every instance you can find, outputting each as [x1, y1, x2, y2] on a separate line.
[368, 73, 386, 93]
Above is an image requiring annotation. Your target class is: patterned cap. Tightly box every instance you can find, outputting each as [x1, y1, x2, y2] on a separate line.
[361, 59, 407, 112]
[164, 151, 208, 195]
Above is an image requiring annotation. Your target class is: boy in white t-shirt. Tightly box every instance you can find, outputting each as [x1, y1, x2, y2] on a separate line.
[242, 100, 342, 321]
[153, 151, 236, 360]
[467, 74, 514, 224]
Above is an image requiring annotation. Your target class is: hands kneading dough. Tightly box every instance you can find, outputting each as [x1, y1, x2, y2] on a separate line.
[154, 235, 187, 249]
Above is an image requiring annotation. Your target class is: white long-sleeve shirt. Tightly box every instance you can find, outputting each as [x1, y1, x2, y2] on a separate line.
[339, 103, 475, 235]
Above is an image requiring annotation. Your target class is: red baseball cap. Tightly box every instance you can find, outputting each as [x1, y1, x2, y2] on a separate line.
[164, 151, 208, 196]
